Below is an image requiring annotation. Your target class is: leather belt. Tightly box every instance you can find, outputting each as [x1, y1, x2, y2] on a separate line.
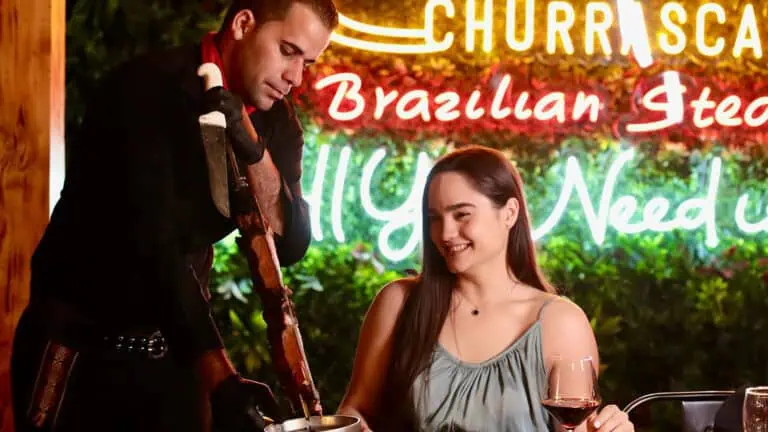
[102, 330, 168, 360]
[30, 299, 170, 360]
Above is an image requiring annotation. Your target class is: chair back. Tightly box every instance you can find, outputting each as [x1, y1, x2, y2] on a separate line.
[624, 391, 735, 432]
[682, 399, 728, 432]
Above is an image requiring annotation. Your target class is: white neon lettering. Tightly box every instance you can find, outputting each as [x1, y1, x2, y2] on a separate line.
[714, 95, 743, 127]
[573, 91, 601, 122]
[642, 197, 676, 231]
[506, 0, 535, 51]
[491, 74, 513, 119]
[744, 96, 768, 127]
[330, 11, 453, 54]
[332, 146, 352, 242]
[307, 147, 759, 262]
[465, 90, 485, 119]
[733, 4, 762, 59]
[691, 86, 716, 128]
[696, 3, 726, 56]
[608, 196, 645, 233]
[374, 88, 399, 120]
[327, 1, 761, 60]
[627, 72, 686, 132]
[465, 0, 494, 52]
[514, 92, 533, 120]
[359, 149, 390, 221]
[314, 73, 365, 121]
[658, 2, 687, 55]
[533, 149, 635, 244]
[585, 2, 613, 56]
[425, 0, 456, 47]
[359, 149, 432, 262]
[314, 74, 600, 125]
[329, 33, 449, 54]
[533, 92, 566, 123]
[531, 149, 722, 247]
[312, 71, 768, 136]
[547, 1, 576, 54]
[434, 92, 462, 121]
[396, 90, 432, 121]
[307, 144, 331, 241]
[337, 12, 425, 37]
[735, 194, 768, 234]
[663, 71, 685, 124]
[616, 0, 654, 67]
[676, 157, 720, 247]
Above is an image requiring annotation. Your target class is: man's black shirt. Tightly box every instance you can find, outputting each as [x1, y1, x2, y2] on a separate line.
[31, 44, 312, 361]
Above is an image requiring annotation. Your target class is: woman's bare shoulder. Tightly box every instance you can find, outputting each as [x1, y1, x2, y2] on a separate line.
[371, 276, 418, 315]
[538, 294, 598, 361]
[539, 294, 590, 327]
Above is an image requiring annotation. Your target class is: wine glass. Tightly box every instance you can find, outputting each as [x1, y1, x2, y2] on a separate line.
[743, 386, 768, 432]
[542, 356, 601, 431]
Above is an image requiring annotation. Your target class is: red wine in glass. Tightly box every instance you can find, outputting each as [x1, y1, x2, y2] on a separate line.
[541, 398, 601, 429]
[542, 356, 601, 431]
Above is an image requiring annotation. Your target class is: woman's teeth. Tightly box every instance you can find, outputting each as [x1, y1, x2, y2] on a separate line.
[449, 244, 469, 254]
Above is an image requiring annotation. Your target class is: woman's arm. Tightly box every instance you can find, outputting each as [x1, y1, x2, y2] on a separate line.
[540, 298, 633, 432]
[337, 279, 412, 430]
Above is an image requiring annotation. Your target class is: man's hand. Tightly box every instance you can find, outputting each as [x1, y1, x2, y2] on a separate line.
[202, 86, 285, 234]
[202, 86, 265, 164]
[210, 374, 283, 431]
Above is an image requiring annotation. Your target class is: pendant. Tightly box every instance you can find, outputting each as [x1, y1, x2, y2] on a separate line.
[471, 309, 479, 316]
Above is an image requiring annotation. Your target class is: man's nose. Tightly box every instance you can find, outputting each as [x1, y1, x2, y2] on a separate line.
[283, 58, 303, 88]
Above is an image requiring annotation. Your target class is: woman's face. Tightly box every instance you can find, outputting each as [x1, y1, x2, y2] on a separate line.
[427, 172, 517, 275]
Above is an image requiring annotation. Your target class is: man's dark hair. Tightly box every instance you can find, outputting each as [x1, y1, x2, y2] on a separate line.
[220, 0, 339, 32]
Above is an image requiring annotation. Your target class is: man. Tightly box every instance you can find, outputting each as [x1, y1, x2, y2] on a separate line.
[10, 0, 336, 430]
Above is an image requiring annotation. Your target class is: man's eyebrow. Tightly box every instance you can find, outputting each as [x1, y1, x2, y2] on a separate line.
[283, 40, 317, 65]
[283, 40, 305, 56]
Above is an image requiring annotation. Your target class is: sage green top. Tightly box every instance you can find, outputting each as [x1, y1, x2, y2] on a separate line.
[410, 298, 555, 432]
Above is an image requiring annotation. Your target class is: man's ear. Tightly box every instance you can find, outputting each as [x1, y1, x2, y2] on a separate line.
[504, 197, 519, 229]
[230, 9, 257, 41]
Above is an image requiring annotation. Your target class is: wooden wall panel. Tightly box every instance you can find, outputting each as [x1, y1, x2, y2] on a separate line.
[0, 0, 65, 430]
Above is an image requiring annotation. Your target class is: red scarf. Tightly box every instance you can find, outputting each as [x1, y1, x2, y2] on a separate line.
[200, 32, 256, 114]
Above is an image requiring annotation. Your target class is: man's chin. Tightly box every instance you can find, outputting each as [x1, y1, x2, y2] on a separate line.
[255, 96, 277, 111]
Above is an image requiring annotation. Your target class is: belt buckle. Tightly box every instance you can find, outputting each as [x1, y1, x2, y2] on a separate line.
[146, 330, 168, 360]
[106, 330, 167, 360]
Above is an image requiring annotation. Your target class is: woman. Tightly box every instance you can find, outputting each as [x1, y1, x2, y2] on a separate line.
[338, 146, 634, 431]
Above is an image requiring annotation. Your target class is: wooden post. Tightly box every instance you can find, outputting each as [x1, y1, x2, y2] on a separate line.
[0, 0, 65, 430]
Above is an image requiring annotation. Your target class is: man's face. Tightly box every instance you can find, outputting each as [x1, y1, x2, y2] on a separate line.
[229, 3, 332, 111]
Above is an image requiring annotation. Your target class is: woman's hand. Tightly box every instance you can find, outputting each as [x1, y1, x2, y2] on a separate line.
[587, 404, 634, 431]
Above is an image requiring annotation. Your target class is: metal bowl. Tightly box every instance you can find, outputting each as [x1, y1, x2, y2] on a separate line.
[264, 415, 361, 432]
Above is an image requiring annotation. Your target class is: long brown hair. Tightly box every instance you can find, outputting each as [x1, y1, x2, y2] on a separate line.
[379, 145, 556, 429]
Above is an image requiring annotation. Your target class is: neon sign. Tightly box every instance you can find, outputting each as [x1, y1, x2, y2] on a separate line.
[305, 145, 768, 262]
[304, 1, 768, 262]
[314, 72, 603, 124]
[310, 70, 768, 138]
[331, 1, 764, 60]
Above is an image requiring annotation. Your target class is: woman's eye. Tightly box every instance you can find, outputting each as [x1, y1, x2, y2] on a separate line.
[280, 45, 293, 56]
[456, 212, 470, 220]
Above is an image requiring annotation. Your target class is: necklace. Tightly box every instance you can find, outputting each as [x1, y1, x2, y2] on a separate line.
[453, 289, 481, 316]
[453, 282, 521, 316]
